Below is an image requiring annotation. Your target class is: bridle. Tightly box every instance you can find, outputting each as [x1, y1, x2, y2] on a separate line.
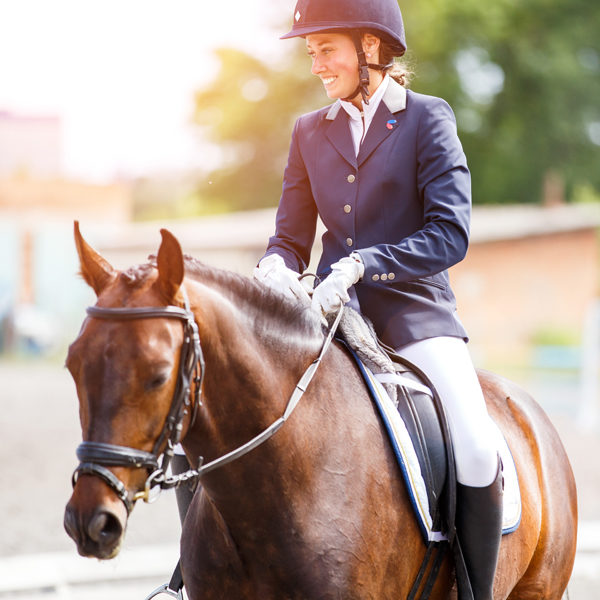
[71, 287, 205, 514]
[71, 284, 344, 516]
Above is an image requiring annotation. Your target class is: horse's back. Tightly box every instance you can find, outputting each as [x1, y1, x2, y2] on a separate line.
[478, 370, 577, 599]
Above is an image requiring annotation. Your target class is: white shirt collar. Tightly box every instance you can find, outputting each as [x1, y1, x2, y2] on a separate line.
[339, 75, 390, 156]
[340, 74, 390, 123]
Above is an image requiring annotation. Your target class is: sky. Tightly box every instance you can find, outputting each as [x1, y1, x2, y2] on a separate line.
[0, 0, 288, 182]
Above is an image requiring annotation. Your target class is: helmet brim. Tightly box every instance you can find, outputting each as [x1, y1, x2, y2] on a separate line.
[280, 21, 406, 55]
[280, 23, 350, 40]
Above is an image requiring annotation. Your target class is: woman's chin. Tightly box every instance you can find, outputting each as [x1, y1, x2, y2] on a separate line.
[324, 87, 343, 100]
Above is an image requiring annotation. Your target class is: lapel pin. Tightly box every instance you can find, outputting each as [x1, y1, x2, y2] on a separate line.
[386, 119, 397, 130]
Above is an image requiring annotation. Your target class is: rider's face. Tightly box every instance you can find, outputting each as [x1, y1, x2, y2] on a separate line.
[306, 33, 360, 102]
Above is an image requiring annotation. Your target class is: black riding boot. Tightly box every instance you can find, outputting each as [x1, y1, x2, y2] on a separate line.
[171, 453, 195, 525]
[456, 460, 503, 600]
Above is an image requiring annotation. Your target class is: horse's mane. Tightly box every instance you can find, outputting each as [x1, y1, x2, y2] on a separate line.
[183, 256, 324, 346]
[120, 256, 324, 348]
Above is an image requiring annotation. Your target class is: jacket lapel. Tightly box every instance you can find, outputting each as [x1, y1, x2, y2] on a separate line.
[357, 80, 407, 167]
[325, 102, 357, 169]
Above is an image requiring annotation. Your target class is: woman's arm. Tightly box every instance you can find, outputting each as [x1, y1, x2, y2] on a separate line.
[357, 98, 471, 282]
[262, 118, 319, 273]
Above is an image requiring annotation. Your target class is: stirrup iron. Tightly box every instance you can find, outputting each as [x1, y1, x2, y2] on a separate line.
[143, 582, 184, 600]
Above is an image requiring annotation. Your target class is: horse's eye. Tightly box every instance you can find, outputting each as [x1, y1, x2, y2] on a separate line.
[146, 373, 169, 391]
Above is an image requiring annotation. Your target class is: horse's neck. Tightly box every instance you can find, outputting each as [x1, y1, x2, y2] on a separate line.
[184, 282, 322, 478]
[181, 338, 387, 591]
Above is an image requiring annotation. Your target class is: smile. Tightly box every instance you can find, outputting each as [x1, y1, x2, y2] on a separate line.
[322, 76, 336, 86]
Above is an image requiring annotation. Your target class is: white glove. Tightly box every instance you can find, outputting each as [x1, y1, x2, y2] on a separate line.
[253, 254, 310, 303]
[311, 254, 364, 315]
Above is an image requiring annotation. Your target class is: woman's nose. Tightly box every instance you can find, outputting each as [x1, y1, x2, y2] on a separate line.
[311, 57, 325, 75]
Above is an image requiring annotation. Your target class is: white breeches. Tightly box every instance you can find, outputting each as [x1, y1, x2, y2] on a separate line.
[395, 336, 501, 487]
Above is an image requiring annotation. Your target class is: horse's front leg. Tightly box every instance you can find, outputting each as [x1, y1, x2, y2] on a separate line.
[180, 490, 250, 600]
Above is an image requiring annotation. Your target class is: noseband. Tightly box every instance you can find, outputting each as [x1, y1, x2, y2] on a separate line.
[71, 288, 205, 514]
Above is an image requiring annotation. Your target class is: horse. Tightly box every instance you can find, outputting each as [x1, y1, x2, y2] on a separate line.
[64, 223, 577, 599]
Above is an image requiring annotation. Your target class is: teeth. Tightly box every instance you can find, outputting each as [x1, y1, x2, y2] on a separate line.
[322, 77, 336, 85]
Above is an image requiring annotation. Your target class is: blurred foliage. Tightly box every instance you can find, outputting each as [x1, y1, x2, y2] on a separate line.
[193, 48, 323, 211]
[193, 0, 600, 211]
[531, 325, 581, 347]
[132, 175, 203, 221]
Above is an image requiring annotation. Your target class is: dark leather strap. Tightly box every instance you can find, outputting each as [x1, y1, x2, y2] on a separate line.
[75, 298, 205, 512]
[77, 441, 159, 469]
[87, 305, 192, 321]
[407, 541, 447, 600]
[73, 462, 134, 513]
[168, 560, 184, 592]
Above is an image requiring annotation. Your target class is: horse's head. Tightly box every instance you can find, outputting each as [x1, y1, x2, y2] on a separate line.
[64, 222, 202, 559]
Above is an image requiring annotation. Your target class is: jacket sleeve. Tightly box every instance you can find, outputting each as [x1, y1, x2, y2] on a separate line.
[356, 98, 471, 281]
[261, 117, 318, 273]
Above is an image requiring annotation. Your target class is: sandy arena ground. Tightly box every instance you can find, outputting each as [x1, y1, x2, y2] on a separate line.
[0, 359, 598, 598]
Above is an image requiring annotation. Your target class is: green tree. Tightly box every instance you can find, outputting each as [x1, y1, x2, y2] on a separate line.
[402, 0, 600, 204]
[193, 47, 322, 212]
[193, 0, 600, 210]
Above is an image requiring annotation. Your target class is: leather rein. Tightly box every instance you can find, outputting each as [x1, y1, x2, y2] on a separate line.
[71, 287, 343, 515]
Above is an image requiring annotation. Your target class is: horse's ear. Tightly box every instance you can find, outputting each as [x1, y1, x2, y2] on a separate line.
[74, 221, 116, 296]
[156, 229, 184, 302]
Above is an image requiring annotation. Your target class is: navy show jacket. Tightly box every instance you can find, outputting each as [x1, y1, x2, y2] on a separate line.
[263, 78, 470, 349]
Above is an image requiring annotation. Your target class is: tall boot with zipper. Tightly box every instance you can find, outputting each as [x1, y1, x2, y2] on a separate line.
[456, 460, 503, 600]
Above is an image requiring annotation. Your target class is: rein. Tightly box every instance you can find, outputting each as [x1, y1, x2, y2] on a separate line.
[171, 305, 344, 480]
[71, 288, 343, 514]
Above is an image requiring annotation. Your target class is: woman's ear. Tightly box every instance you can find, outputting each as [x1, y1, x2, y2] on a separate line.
[362, 33, 381, 62]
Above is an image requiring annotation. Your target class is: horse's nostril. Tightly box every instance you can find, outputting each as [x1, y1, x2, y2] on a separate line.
[88, 510, 123, 545]
[64, 506, 80, 543]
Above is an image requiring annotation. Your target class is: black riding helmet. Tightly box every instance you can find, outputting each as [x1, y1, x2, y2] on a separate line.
[281, 0, 407, 104]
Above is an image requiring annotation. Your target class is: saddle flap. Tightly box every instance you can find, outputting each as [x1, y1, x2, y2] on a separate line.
[395, 382, 447, 519]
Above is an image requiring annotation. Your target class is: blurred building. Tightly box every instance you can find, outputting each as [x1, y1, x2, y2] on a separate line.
[0, 109, 598, 367]
[91, 203, 600, 368]
[0, 108, 133, 353]
[0, 111, 61, 178]
[453, 204, 600, 366]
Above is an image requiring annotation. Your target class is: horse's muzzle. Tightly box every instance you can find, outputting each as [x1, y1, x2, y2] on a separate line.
[64, 482, 128, 559]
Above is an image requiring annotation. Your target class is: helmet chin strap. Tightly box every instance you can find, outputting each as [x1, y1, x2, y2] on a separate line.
[342, 31, 392, 106]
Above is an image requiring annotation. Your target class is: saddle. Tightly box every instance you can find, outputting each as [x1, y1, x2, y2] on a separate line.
[336, 307, 521, 598]
[335, 307, 452, 542]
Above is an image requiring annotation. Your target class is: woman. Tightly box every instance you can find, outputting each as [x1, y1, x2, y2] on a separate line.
[253, 1, 503, 598]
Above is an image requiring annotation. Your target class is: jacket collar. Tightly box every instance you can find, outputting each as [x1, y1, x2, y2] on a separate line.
[325, 78, 407, 121]
[382, 77, 407, 113]
[324, 79, 407, 167]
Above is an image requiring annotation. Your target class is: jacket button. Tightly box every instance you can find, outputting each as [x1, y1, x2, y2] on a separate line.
[343, 204, 352, 213]
[388, 273, 395, 280]
[347, 174, 356, 183]
[346, 237, 353, 247]
[372, 274, 380, 282]
[381, 274, 388, 281]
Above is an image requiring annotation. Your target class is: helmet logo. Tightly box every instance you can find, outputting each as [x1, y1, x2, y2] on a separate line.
[295, 10, 301, 22]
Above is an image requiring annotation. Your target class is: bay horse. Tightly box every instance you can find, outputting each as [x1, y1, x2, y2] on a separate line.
[64, 223, 577, 599]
